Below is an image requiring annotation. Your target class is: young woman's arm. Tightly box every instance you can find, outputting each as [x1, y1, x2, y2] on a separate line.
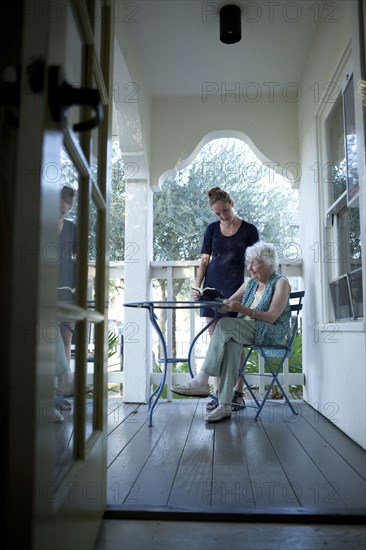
[195, 253, 211, 288]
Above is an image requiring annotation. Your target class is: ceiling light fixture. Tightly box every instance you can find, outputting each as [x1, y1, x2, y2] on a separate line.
[219, 4, 242, 44]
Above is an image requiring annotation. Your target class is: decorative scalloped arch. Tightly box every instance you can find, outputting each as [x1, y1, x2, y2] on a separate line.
[157, 129, 299, 189]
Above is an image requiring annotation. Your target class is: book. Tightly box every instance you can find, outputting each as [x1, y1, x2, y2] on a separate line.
[191, 286, 225, 302]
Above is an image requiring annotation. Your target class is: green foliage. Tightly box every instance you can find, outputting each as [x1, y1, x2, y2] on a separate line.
[107, 138, 299, 264]
[243, 330, 303, 397]
[153, 170, 210, 261]
[107, 328, 122, 385]
[153, 138, 299, 261]
[109, 141, 126, 261]
[289, 329, 303, 372]
[108, 329, 119, 359]
[243, 349, 260, 373]
[107, 384, 121, 394]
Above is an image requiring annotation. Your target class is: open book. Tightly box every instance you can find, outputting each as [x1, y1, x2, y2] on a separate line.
[191, 286, 225, 302]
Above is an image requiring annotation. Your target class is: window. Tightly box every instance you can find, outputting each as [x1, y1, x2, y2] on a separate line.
[324, 71, 363, 321]
[326, 94, 346, 203]
[329, 275, 352, 320]
[344, 75, 359, 202]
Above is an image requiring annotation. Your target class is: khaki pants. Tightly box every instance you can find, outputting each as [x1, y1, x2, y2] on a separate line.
[202, 317, 256, 405]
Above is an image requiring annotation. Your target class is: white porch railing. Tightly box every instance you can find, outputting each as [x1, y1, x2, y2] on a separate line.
[106, 259, 304, 399]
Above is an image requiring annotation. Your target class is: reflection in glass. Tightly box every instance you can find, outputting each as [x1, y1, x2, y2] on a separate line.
[90, 76, 99, 181]
[338, 205, 361, 273]
[85, 322, 96, 441]
[329, 275, 352, 320]
[349, 268, 363, 319]
[51, 321, 79, 484]
[326, 95, 346, 203]
[53, 148, 80, 483]
[57, 149, 79, 304]
[88, 199, 99, 309]
[58, 185, 78, 302]
[344, 75, 359, 202]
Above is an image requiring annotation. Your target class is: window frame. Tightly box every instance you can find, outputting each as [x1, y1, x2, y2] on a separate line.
[317, 59, 363, 323]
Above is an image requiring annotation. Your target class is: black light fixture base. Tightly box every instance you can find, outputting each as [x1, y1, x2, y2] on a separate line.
[220, 4, 242, 44]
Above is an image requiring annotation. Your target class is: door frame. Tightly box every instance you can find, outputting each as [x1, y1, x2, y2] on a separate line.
[2, 2, 114, 548]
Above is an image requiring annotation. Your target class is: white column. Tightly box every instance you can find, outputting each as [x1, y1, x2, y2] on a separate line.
[123, 179, 153, 402]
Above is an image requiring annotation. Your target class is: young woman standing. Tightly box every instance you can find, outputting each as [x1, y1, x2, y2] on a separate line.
[192, 187, 259, 410]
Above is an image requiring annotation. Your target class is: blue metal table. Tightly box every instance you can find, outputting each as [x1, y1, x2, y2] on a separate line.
[124, 300, 223, 426]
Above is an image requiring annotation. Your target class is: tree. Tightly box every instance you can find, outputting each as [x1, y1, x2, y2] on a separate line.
[153, 138, 299, 262]
[107, 137, 300, 264]
[109, 141, 126, 262]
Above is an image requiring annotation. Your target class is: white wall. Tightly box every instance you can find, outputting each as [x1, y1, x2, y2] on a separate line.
[150, 95, 299, 189]
[298, 0, 366, 448]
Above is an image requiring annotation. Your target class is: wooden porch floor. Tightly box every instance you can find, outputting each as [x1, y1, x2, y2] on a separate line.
[105, 397, 366, 521]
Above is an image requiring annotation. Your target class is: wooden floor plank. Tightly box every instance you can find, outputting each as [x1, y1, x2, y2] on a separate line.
[299, 402, 366, 478]
[128, 400, 198, 508]
[106, 399, 366, 518]
[168, 400, 215, 510]
[236, 409, 300, 508]
[106, 399, 143, 434]
[284, 412, 366, 509]
[261, 407, 347, 509]
[107, 401, 182, 508]
[107, 405, 149, 465]
[212, 412, 255, 509]
[212, 413, 255, 509]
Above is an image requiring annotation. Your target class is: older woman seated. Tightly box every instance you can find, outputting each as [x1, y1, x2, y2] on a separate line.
[171, 242, 291, 423]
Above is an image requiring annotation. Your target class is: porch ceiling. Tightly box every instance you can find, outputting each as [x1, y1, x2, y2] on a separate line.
[119, 0, 320, 97]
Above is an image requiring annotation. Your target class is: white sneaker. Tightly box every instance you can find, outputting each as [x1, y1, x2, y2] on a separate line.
[170, 382, 210, 397]
[205, 405, 231, 423]
[48, 405, 64, 423]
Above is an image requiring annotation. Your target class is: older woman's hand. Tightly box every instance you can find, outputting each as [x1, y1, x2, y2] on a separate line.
[218, 300, 229, 313]
[223, 299, 243, 314]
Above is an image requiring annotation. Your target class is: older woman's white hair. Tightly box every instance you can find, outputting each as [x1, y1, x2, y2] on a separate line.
[245, 241, 279, 272]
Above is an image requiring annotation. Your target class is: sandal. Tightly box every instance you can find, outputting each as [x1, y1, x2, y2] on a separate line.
[206, 391, 218, 411]
[55, 391, 72, 411]
[231, 390, 245, 411]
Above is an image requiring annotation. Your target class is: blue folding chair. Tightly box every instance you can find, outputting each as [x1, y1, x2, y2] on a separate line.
[239, 290, 305, 420]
